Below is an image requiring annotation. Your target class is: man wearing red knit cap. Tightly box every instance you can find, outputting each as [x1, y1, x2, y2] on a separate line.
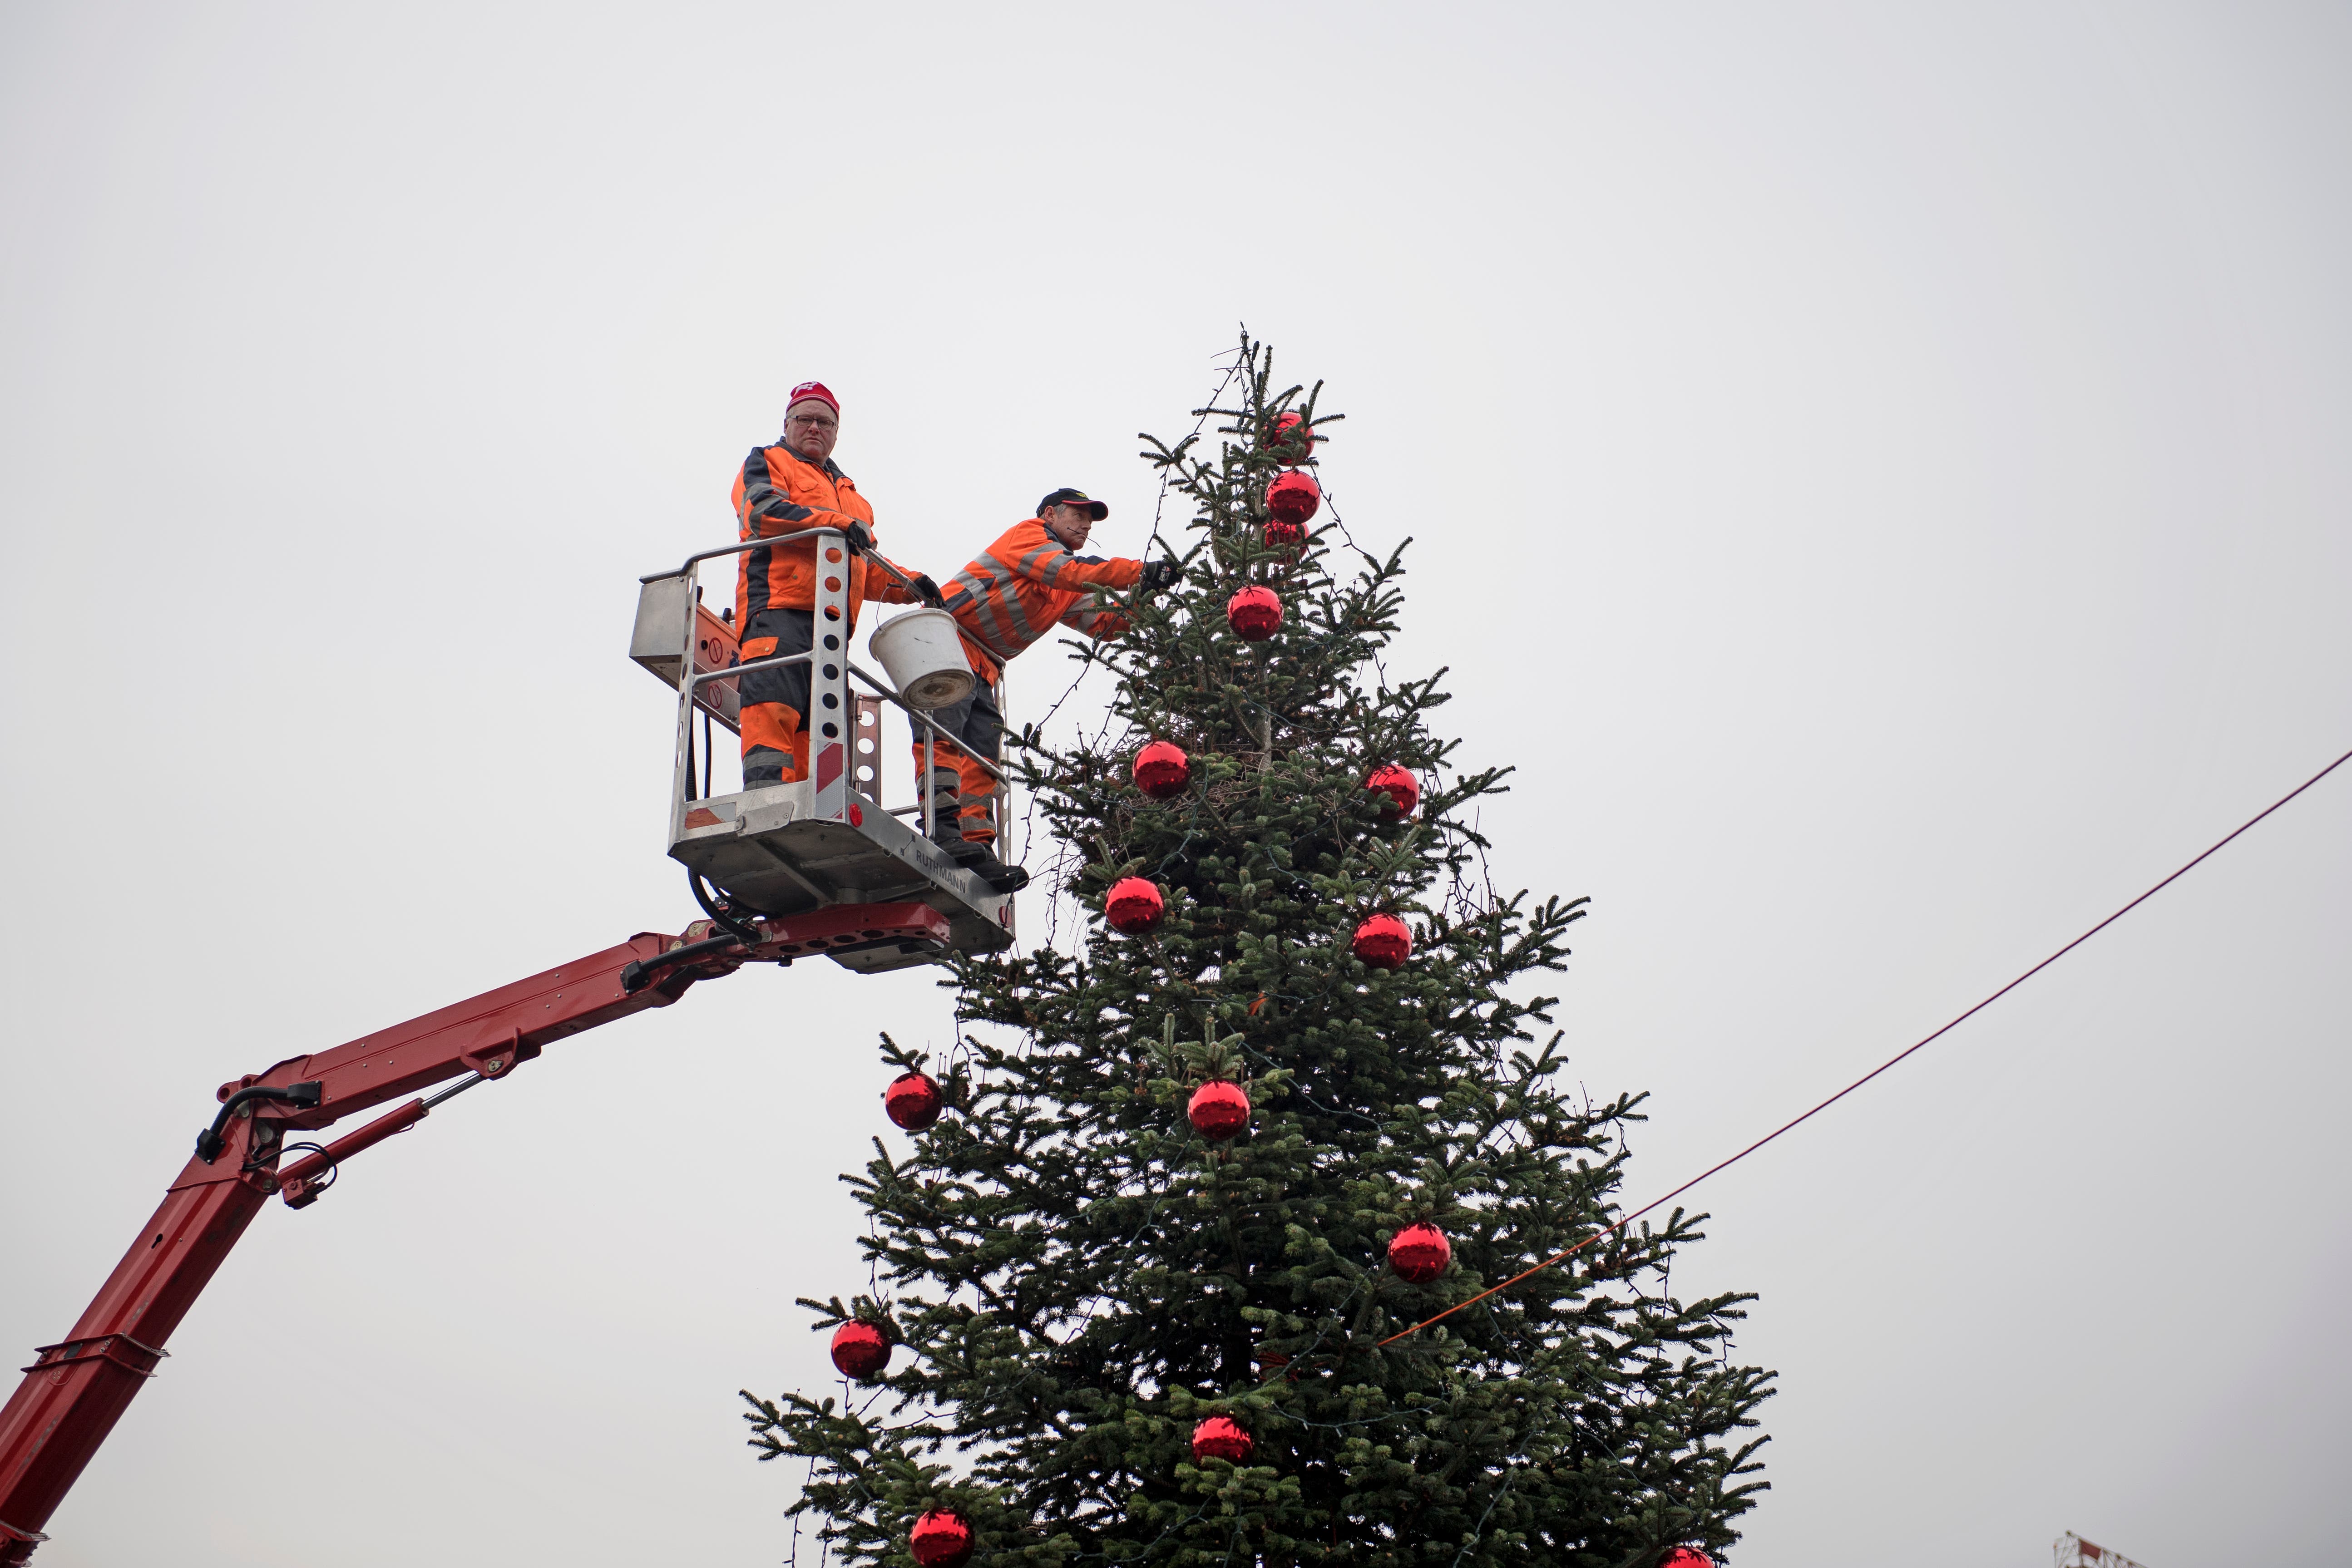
[731, 382, 940, 788]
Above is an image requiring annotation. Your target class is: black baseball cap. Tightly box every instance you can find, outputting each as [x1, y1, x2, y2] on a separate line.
[1038, 487, 1109, 521]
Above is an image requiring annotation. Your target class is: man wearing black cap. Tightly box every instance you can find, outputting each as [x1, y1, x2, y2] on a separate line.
[924, 489, 1181, 890]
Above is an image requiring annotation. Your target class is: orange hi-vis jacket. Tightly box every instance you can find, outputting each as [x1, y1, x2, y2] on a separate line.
[940, 518, 1145, 681]
[732, 442, 919, 625]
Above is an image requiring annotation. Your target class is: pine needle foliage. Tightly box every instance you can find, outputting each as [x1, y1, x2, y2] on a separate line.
[742, 335, 1774, 1567]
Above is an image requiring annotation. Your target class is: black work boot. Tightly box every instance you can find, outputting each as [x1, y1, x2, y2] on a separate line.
[925, 769, 988, 865]
[961, 838, 1031, 894]
[951, 794, 1030, 893]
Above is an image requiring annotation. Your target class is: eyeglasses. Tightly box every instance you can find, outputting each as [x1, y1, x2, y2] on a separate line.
[786, 414, 838, 431]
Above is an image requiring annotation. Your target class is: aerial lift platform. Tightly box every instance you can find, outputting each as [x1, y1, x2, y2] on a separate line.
[628, 527, 1019, 966]
[0, 528, 1014, 1564]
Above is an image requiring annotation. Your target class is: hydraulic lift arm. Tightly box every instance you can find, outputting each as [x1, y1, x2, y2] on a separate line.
[0, 900, 949, 1565]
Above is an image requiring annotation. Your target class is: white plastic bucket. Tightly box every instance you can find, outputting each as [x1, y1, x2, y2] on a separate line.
[868, 608, 976, 710]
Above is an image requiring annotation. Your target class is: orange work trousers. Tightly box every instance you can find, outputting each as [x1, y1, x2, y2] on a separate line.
[913, 679, 1003, 843]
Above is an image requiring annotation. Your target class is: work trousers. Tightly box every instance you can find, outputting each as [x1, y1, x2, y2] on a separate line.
[738, 607, 815, 788]
[915, 679, 1003, 843]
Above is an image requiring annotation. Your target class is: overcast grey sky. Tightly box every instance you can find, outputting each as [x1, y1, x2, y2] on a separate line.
[3, 5, 2347, 1566]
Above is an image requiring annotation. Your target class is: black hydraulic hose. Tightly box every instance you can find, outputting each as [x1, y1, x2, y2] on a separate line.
[690, 868, 763, 946]
[255, 1139, 335, 1188]
[618, 932, 745, 995]
[620, 866, 778, 993]
[196, 1082, 322, 1163]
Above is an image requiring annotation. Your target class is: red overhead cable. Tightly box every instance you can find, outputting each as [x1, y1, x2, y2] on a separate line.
[1379, 743, 2352, 1346]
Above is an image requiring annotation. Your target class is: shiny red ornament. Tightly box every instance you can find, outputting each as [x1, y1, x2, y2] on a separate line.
[1264, 516, 1306, 549]
[1388, 1221, 1451, 1282]
[884, 1070, 943, 1131]
[1227, 585, 1283, 641]
[1365, 764, 1419, 817]
[829, 1319, 890, 1381]
[1187, 1080, 1251, 1141]
[1191, 1415, 1253, 1464]
[1659, 1552, 1715, 1568]
[1265, 409, 1314, 462]
[1132, 740, 1191, 799]
[909, 1509, 974, 1568]
[1265, 471, 1321, 524]
[1105, 876, 1165, 932]
[1352, 912, 1412, 970]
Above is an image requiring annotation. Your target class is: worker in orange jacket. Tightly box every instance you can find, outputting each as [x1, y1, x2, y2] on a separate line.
[925, 487, 1180, 889]
[733, 381, 941, 788]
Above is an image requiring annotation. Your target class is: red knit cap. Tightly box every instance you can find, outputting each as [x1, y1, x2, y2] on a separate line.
[786, 380, 839, 416]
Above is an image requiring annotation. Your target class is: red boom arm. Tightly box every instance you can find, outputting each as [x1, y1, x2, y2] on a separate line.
[0, 901, 949, 1564]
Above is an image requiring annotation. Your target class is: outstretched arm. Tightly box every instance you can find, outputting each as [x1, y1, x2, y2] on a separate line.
[1004, 529, 1146, 594]
[1058, 597, 1132, 640]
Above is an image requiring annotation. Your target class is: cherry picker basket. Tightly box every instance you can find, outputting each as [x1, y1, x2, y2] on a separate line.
[630, 528, 1015, 971]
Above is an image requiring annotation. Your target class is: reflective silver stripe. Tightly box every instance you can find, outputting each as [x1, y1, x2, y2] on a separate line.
[948, 576, 1020, 659]
[977, 553, 1047, 645]
[996, 585, 1043, 646]
[960, 622, 1018, 662]
[1015, 542, 1073, 585]
[948, 555, 1038, 659]
[949, 564, 1003, 599]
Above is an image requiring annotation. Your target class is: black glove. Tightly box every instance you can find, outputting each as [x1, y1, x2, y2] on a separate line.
[841, 520, 875, 553]
[910, 573, 946, 609]
[1139, 559, 1182, 593]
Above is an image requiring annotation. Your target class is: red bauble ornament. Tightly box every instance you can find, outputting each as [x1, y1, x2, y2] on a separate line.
[829, 1319, 890, 1381]
[1132, 740, 1191, 799]
[1227, 585, 1284, 641]
[1352, 912, 1412, 970]
[1660, 1552, 1715, 1568]
[1388, 1221, 1451, 1282]
[1265, 471, 1322, 524]
[1187, 1080, 1251, 1141]
[884, 1070, 943, 1131]
[1105, 876, 1165, 932]
[909, 1509, 974, 1568]
[1265, 409, 1314, 462]
[1264, 516, 1307, 549]
[1191, 1415, 1253, 1464]
[1365, 764, 1419, 817]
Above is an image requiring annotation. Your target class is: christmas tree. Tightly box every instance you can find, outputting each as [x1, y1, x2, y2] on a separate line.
[743, 335, 1774, 1567]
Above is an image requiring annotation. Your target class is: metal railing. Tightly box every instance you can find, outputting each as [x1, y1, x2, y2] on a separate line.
[648, 528, 1007, 841]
